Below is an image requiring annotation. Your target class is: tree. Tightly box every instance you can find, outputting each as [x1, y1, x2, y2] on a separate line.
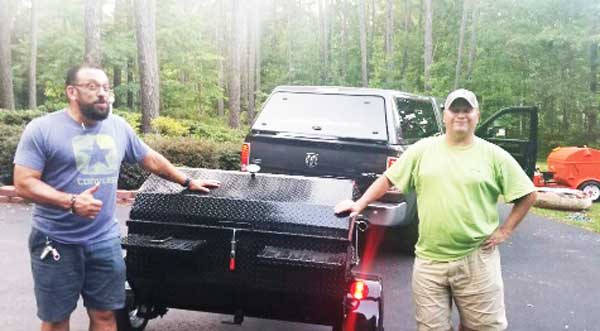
[0, 0, 15, 110]
[359, 0, 368, 87]
[28, 0, 38, 109]
[466, 0, 479, 81]
[110, 0, 131, 108]
[84, 0, 102, 66]
[318, 0, 330, 83]
[384, 0, 394, 85]
[340, 0, 350, 82]
[134, 0, 160, 133]
[228, 0, 241, 129]
[399, 0, 412, 89]
[216, 0, 226, 117]
[423, 0, 433, 93]
[454, 0, 469, 89]
[254, 0, 261, 102]
[240, 0, 249, 112]
[247, 0, 258, 123]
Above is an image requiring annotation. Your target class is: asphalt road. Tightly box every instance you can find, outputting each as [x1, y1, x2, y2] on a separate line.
[1, 203, 599, 331]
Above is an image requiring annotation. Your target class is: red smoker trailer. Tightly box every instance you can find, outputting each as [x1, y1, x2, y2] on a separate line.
[534, 146, 600, 202]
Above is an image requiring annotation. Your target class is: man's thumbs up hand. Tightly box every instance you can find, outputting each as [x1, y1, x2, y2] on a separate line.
[72, 183, 103, 219]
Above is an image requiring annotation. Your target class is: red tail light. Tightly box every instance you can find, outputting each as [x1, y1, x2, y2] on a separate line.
[386, 156, 398, 169]
[350, 280, 369, 300]
[241, 143, 251, 171]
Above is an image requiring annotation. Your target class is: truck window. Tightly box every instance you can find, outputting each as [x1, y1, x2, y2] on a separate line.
[253, 92, 388, 141]
[480, 111, 531, 140]
[395, 97, 439, 140]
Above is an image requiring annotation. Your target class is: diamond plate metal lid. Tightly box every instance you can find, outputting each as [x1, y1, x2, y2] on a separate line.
[131, 168, 354, 237]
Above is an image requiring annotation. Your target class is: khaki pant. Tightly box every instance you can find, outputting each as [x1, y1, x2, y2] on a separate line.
[412, 246, 508, 331]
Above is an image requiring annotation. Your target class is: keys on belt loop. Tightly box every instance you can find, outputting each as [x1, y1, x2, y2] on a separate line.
[40, 236, 61, 261]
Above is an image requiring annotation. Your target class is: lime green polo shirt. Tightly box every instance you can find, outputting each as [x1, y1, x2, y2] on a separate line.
[384, 135, 535, 261]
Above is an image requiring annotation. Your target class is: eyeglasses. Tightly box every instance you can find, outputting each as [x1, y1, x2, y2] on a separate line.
[72, 82, 112, 93]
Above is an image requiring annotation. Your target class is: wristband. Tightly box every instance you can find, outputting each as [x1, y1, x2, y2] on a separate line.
[181, 177, 192, 188]
[69, 194, 77, 214]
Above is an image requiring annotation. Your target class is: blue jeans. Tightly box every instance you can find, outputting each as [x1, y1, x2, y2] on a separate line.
[29, 227, 126, 322]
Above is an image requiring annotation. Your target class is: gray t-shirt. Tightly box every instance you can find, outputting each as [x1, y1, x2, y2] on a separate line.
[14, 110, 150, 245]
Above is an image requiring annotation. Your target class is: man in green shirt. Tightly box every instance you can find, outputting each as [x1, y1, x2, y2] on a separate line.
[335, 89, 537, 331]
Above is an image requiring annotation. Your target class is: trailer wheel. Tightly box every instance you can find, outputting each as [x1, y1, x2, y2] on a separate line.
[578, 181, 600, 202]
[116, 286, 149, 331]
[116, 304, 148, 331]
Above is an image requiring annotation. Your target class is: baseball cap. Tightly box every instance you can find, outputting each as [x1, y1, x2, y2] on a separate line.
[444, 89, 479, 111]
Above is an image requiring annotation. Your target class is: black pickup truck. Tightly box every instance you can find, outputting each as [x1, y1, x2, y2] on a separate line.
[242, 86, 538, 250]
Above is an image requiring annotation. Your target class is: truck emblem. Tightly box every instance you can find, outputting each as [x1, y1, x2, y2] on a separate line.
[305, 152, 319, 168]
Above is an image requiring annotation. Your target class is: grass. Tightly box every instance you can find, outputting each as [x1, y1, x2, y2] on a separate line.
[530, 204, 600, 234]
[527, 159, 600, 234]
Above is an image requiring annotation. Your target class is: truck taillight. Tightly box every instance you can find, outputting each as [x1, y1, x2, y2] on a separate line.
[386, 157, 398, 169]
[241, 143, 251, 171]
[350, 280, 369, 300]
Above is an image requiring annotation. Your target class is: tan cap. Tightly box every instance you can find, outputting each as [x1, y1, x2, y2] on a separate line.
[444, 89, 479, 111]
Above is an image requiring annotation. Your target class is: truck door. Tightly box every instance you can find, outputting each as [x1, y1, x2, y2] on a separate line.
[476, 107, 538, 178]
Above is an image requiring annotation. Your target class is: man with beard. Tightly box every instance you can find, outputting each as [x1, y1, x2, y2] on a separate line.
[336, 89, 537, 331]
[13, 65, 221, 331]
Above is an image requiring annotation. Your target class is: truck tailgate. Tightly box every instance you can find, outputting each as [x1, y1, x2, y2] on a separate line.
[247, 134, 391, 178]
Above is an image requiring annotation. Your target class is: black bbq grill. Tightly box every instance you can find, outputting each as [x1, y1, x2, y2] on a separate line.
[122, 168, 355, 325]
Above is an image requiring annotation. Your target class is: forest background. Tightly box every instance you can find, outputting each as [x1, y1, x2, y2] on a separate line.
[0, 0, 599, 188]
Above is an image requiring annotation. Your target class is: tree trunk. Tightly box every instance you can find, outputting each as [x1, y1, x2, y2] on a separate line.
[228, 0, 241, 129]
[0, 0, 15, 110]
[247, 0, 257, 123]
[134, 0, 160, 133]
[112, 0, 129, 109]
[255, 0, 261, 101]
[454, 0, 469, 89]
[359, 0, 368, 87]
[318, 0, 328, 83]
[286, 0, 294, 83]
[216, 0, 225, 117]
[369, 0, 375, 51]
[28, 0, 38, 109]
[423, 0, 433, 93]
[587, 34, 598, 140]
[84, 0, 102, 66]
[399, 0, 411, 89]
[466, 0, 479, 81]
[240, 0, 248, 112]
[127, 57, 134, 109]
[340, 0, 349, 83]
[385, 0, 394, 86]
[113, 66, 121, 108]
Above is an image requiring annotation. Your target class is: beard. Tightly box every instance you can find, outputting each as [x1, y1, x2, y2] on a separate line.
[79, 99, 110, 121]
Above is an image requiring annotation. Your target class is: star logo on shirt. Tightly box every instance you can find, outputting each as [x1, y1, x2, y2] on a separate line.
[72, 135, 118, 175]
[82, 140, 111, 169]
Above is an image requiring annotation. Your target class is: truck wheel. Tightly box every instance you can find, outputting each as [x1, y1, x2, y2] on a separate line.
[115, 303, 149, 331]
[578, 181, 600, 202]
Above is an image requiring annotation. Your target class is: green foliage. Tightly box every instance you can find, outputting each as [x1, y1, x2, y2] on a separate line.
[186, 116, 247, 143]
[151, 116, 189, 137]
[4, 0, 600, 157]
[0, 124, 24, 185]
[0, 109, 47, 125]
[531, 204, 600, 234]
[112, 108, 142, 134]
[118, 134, 241, 189]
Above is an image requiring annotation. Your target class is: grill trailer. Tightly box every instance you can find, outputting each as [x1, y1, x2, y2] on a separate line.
[117, 168, 384, 331]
